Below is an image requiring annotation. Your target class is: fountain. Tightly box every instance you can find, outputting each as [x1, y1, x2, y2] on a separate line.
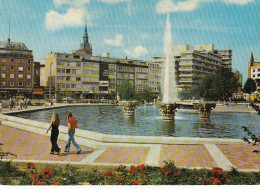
[194, 102, 216, 119]
[159, 14, 178, 121]
[122, 101, 138, 117]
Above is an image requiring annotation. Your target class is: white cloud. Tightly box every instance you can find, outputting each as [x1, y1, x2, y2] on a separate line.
[98, 0, 128, 3]
[221, 0, 254, 5]
[156, 0, 254, 13]
[104, 34, 123, 47]
[53, 0, 90, 7]
[45, 8, 85, 31]
[124, 46, 148, 58]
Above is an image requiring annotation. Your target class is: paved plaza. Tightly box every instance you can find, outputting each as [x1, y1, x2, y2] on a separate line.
[0, 104, 259, 172]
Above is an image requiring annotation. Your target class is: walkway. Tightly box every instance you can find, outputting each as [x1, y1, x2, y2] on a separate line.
[0, 104, 259, 171]
[0, 124, 259, 171]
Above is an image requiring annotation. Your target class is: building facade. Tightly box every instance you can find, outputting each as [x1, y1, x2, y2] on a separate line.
[248, 51, 260, 92]
[148, 44, 232, 93]
[0, 38, 34, 99]
[42, 24, 148, 99]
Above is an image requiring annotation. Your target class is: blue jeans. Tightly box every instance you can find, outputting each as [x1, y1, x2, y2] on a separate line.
[65, 130, 81, 152]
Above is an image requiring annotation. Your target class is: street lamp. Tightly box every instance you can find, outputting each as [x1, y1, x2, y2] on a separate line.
[49, 62, 53, 99]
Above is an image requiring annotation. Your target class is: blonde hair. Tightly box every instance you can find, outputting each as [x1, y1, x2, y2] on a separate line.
[51, 113, 60, 126]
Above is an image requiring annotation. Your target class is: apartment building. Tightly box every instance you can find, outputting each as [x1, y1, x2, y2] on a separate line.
[148, 44, 231, 93]
[0, 38, 34, 98]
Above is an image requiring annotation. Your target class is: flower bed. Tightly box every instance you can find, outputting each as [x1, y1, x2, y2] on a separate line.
[0, 160, 259, 185]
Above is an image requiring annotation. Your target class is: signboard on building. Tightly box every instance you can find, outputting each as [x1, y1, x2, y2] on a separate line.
[99, 63, 109, 92]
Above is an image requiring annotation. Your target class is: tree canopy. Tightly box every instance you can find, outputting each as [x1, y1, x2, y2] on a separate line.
[195, 68, 239, 101]
[243, 78, 256, 94]
[118, 80, 135, 101]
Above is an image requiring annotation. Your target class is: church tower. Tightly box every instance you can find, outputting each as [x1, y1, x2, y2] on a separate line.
[79, 23, 92, 55]
[248, 51, 254, 79]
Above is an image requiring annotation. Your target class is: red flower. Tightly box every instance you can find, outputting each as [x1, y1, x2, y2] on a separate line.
[43, 174, 50, 179]
[139, 173, 145, 177]
[30, 174, 39, 179]
[33, 178, 39, 185]
[116, 178, 125, 183]
[175, 171, 181, 177]
[201, 180, 206, 185]
[159, 167, 166, 172]
[102, 171, 114, 177]
[141, 179, 147, 183]
[26, 163, 36, 169]
[130, 180, 140, 185]
[130, 165, 137, 171]
[212, 178, 221, 185]
[137, 164, 147, 170]
[43, 168, 55, 176]
[164, 171, 169, 178]
[36, 182, 47, 185]
[51, 182, 62, 185]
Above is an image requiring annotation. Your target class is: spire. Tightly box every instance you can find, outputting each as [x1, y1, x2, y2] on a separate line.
[80, 22, 92, 50]
[249, 51, 254, 63]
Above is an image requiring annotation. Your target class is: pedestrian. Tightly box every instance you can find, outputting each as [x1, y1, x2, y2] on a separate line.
[9, 97, 13, 110]
[12, 97, 15, 108]
[23, 97, 28, 109]
[18, 98, 23, 110]
[64, 112, 82, 154]
[46, 113, 61, 155]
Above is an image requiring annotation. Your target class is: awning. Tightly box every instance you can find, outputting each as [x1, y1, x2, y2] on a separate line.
[33, 91, 44, 95]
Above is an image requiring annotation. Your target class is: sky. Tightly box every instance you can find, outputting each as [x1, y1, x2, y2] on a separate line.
[0, 0, 259, 84]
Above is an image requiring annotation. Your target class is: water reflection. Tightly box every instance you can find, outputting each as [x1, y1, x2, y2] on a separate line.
[161, 121, 175, 136]
[13, 105, 260, 139]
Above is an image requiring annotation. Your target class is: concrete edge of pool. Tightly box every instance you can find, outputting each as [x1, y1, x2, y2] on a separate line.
[1, 107, 259, 172]
[0, 113, 244, 150]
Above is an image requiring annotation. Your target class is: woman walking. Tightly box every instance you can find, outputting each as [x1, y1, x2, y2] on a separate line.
[46, 113, 61, 155]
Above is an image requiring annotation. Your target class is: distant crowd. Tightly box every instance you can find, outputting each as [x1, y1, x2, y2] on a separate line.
[9, 97, 29, 110]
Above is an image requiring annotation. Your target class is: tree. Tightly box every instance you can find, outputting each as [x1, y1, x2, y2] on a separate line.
[55, 87, 63, 103]
[243, 78, 257, 94]
[243, 78, 257, 101]
[143, 88, 154, 103]
[195, 68, 239, 101]
[118, 80, 135, 101]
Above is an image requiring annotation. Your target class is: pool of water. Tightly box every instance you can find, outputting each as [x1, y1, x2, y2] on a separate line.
[13, 105, 260, 139]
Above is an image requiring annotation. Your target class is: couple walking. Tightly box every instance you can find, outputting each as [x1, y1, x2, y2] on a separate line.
[46, 112, 82, 155]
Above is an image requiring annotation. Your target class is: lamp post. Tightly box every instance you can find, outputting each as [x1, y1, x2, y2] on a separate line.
[49, 62, 53, 99]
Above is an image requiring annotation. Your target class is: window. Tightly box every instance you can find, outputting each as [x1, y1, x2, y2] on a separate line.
[10, 74, 14, 78]
[1, 81, 6, 86]
[66, 69, 70, 73]
[76, 63, 81, 67]
[253, 70, 255, 72]
[1, 58, 6, 62]
[1, 66, 6, 70]
[18, 82, 23, 86]
[10, 58, 14, 63]
[27, 60, 31, 64]
[76, 77, 81, 81]
[27, 74, 31, 79]
[253, 75, 255, 78]
[1, 73, 6, 78]
[10, 81, 14, 86]
[27, 67, 31, 71]
[10, 66, 14, 71]
[18, 59, 23, 63]
[71, 84, 76, 88]
[18, 74, 23, 79]
[26, 82, 31, 86]
[19, 67, 24, 71]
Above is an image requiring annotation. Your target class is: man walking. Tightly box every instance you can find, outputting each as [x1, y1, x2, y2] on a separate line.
[64, 112, 82, 154]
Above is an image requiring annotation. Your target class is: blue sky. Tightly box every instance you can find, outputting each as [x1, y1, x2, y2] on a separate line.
[0, 0, 259, 84]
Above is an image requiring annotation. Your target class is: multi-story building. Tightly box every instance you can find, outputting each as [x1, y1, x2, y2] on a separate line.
[248, 51, 260, 92]
[0, 38, 34, 99]
[43, 24, 148, 99]
[148, 56, 163, 96]
[148, 44, 231, 93]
